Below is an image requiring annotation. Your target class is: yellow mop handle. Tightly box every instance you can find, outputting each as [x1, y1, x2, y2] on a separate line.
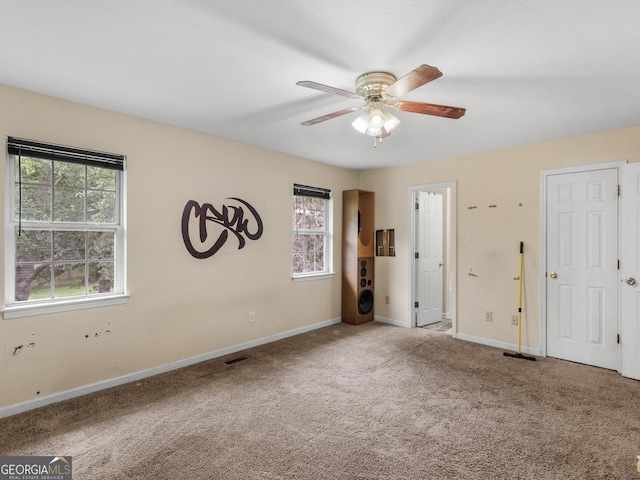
[517, 241, 524, 354]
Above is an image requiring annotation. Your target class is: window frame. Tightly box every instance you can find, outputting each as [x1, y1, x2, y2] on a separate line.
[3, 138, 128, 319]
[292, 184, 335, 282]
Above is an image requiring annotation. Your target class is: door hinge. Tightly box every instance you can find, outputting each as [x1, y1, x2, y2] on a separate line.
[415, 202, 419, 210]
[618, 259, 621, 269]
[618, 184, 621, 196]
[617, 333, 620, 344]
[415, 252, 419, 259]
[415, 301, 419, 308]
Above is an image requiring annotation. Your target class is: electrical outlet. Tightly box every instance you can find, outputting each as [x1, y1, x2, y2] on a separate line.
[249, 311, 256, 323]
[485, 311, 493, 322]
[511, 315, 518, 325]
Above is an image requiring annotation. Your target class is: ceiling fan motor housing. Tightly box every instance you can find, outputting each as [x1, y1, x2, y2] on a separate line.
[356, 72, 397, 102]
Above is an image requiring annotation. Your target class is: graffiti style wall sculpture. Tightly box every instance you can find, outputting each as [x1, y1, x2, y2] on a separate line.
[181, 198, 263, 259]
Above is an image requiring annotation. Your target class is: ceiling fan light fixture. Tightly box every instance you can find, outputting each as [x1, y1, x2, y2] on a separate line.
[351, 111, 370, 134]
[383, 112, 400, 133]
[368, 108, 385, 129]
[352, 108, 400, 137]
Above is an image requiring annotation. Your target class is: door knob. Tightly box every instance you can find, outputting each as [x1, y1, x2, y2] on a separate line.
[549, 272, 557, 279]
[626, 277, 637, 286]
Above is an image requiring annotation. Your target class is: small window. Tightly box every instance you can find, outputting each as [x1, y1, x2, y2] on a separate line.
[4, 137, 127, 318]
[292, 184, 333, 279]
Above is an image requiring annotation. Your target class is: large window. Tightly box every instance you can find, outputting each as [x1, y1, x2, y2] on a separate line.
[292, 184, 333, 279]
[4, 137, 127, 318]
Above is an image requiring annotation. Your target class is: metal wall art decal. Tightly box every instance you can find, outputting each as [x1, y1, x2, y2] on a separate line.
[181, 198, 263, 259]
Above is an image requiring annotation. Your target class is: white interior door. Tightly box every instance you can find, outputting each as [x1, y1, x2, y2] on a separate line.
[546, 168, 619, 370]
[621, 162, 640, 380]
[416, 192, 443, 326]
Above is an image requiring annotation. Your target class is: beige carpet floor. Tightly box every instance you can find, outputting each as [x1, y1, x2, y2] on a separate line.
[1, 321, 639, 479]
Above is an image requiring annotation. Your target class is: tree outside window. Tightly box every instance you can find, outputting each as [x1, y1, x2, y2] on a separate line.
[6, 137, 125, 312]
[292, 184, 332, 276]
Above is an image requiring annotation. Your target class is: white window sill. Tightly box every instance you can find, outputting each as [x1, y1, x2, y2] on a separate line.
[2, 294, 130, 319]
[292, 272, 336, 283]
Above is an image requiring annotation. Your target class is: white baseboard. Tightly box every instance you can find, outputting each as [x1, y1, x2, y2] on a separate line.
[0, 317, 342, 419]
[455, 332, 542, 357]
[369, 317, 541, 358]
[374, 315, 410, 328]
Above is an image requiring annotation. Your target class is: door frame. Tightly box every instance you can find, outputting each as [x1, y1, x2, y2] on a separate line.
[408, 181, 457, 333]
[539, 160, 625, 361]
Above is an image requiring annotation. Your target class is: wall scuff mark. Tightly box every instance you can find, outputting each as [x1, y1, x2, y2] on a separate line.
[85, 330, 112, 339]
[12, 343, 36, 355]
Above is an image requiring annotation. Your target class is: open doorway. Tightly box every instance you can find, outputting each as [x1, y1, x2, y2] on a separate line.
[409, 182, 456, 335]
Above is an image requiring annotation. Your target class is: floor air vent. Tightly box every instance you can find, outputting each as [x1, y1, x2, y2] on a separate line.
[224, 356, 249, 365]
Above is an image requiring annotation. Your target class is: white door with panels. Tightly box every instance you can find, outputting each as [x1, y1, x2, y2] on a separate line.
[620, 162, 640, 381]
[545, 168, 619, 370]
[416, 191, 443, 327]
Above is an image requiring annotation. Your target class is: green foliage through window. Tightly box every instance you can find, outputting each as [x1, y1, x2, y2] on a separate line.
[7, 137, 125, 306]
[293, 188, 331, 275]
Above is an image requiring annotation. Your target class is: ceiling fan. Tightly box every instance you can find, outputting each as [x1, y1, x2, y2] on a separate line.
[297, 64, 465, 143]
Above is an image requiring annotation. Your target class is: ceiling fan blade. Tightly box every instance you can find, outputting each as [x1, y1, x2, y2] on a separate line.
[384, 64, 443, 99]
[393, 101, 466, 119]
[296, 80, 361, 100]
[301, 106, 364, 126]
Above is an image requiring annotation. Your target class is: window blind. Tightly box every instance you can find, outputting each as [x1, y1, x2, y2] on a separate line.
[293, 184, 331, 199]
[7, 136, 125, 171]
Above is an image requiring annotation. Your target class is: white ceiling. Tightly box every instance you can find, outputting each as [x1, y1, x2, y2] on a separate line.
[1, 1, 639, 171]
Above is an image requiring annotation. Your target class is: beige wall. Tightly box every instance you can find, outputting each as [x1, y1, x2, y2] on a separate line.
[2, 81, 639, 412]
[362, 126, 640, 349]
[0, 84, 359, 409]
